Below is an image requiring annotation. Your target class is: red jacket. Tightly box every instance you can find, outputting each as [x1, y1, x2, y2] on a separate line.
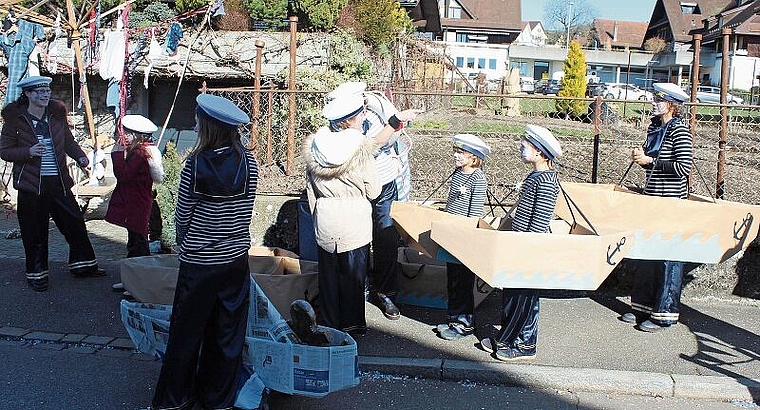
[105, 145, 158, 234]
[0, 99, 86, 195]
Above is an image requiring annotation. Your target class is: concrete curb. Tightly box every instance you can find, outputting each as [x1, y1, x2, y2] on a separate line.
[359, 356, 760, 402]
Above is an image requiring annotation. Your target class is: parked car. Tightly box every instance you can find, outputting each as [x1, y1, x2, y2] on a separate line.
[520, 77, 535, 94]
[586, 82, 607, 97]
[542, 79, 561, 95]
[694, 85, 744, 104]
[604, 83, 653, 101]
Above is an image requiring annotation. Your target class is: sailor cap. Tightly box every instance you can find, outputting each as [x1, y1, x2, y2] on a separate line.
[452, 133, 491, 159]
[322, 93, 365, 123]
[524, 124, 562, 160]
[653, 82, 689, 104]
[121, 115, 158, 134]
[196, 94, 250, 127]
[326, 81, 367, 101]
[18, 76, 52, 90]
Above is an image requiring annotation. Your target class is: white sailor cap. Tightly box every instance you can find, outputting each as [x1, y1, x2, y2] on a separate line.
[452, 133, 491, 159]
[326, 81, 367, 101]
[524, 124, 562, 160]
[196, 94, 250, 127]
[653, 83, 689, 104]
[18, 76, 52, 90]
[322, 93, 364, 123]
[121, 115, 158, 134]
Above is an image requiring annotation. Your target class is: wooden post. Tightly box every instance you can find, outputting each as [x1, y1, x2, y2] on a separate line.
[286, 16, 298, 175]
[65, 0, 97, 150]
[689, 33, 701, 189]
[250, 40, 264, 151]
[716, 28, 731, 199]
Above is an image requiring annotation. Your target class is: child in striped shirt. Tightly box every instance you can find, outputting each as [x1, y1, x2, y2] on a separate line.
[437, 134, 490, 341]
[479, 124, 562, 360]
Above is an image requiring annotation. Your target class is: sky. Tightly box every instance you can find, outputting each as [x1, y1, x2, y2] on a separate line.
[522, 0, 658, 27]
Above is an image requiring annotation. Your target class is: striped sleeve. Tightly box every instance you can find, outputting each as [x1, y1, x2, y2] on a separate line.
[444, 168, 487, 218]
[175, 152, 259, 265]
[511, 171, 560, 233]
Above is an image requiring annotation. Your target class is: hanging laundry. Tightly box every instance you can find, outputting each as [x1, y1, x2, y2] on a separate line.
[47, 14, 62, 74]
[1, 18, 45, 107]
[163, 22, 183, 56]
[143, 30, 163, 89]
[27, 42, 41, 76]
[210, 0, 226, 17]
[107, 77, 121, 119]
[99, 28, 126, 81]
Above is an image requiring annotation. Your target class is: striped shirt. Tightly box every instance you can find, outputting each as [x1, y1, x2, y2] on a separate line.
[512, 170, 559, 233]
[31, 116, 58, 176]
[444, 168, 487, 218]
[642, 118, 693, 199]
[175, 149, 258, 265]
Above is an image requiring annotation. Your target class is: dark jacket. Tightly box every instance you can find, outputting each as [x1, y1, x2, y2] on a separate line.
[105, 144, 164, 234]
[0, 99, 86, 195]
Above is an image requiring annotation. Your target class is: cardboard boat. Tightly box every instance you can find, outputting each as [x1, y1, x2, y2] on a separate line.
[391, 201, 636, 290]
[554, 182, 760, 264]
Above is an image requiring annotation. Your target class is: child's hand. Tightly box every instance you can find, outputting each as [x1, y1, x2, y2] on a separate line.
[396, 109, 423, 122]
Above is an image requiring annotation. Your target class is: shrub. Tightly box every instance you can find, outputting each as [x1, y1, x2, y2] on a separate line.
[129, 2, 176, 29]
[155, 141, 182, 246]
[556, 40, 588, 118]
[243, 0, 288, 29]
[337, 0, 412, 49]
[291, 0, 347, 30]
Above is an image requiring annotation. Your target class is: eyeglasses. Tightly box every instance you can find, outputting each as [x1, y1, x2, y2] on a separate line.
[31, 88, 52, 96]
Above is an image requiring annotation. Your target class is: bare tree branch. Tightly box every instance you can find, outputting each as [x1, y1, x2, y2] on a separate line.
[543, 0, 596, 43]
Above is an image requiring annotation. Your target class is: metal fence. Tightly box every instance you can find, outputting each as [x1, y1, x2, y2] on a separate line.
[195, 88, 760, 206]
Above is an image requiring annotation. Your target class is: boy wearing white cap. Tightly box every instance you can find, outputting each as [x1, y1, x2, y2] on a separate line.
[436, 133, 490, 341]
[623, 83, 694, 333]
[479, 124, 561, 360]
[0, 76, 106, 291]
[105, 115, 164, 262]
[153, 94, 258, 410]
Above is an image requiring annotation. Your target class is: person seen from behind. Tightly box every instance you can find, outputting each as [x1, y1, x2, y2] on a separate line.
[152, 94, 258, 410]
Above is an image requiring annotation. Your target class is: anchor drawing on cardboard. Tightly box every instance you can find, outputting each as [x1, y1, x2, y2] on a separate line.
[554, 182, 760, 264]
[390, 201, 636, 291]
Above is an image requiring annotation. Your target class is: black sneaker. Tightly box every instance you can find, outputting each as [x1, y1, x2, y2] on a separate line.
[71, 267, 106, 278]
[374, 293, 400, 320]
[438, 323, 474, 341]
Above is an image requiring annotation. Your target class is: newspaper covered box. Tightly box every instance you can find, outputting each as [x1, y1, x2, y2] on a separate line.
[246, 276, 359, 397]
[396, 247, 492, 309]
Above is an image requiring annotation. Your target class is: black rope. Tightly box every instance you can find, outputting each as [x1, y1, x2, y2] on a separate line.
[559, 184, 598, 236]
[422, 169, 456, 204]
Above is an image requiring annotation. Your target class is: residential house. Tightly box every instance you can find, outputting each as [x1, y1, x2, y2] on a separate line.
[400, 0, 442, 36]
[592, 19, 649, 51]
[699, 0, 760, 90]
[437, 0, 523, 80]
[514, 21, 548, 47]
[642, 0, 734, 86]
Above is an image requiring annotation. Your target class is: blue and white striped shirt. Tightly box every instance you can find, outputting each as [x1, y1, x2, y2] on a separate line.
[643, 118, 693, 199]
[512, 170, 559, 233]
[444, 168, 487, 218]
[175, 149, 258, 265]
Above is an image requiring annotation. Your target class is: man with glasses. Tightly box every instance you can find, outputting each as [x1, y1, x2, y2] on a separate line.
[0, 76, 106, 292]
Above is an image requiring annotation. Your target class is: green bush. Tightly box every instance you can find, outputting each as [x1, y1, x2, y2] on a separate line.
[129, 2, 176, 29]
[291, 0, 346, 30]
[243, 0, 287, 28]
[155, 141, 182, 246]
[328, 29, 373, 80]
[556, 40, 588, 118]
[339, 0, 412, 49]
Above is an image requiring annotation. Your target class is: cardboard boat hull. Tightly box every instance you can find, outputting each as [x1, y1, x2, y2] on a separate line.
[555, 182, 760, 263]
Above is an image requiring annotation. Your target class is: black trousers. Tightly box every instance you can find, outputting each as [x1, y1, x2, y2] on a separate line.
[317, 244, 369, 334]
[496, 289, 540, 352]
[445, 262, 475, 327]
[631, 260, 685, 325]
[126, 229, 149, 258]
[369, 181, 400, 299]
[152, 254, 250, 410]
[17, 176, 98, 278]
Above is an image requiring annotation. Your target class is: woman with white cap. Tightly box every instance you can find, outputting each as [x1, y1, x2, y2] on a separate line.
[152, 94, 258, 410]
[479, 124, 561, 361]
[304, 93, 382, 336]
[325, 82, 422, 321]
[0, 75, 105, 292]
[436, 133, 490, 341]
[105, 115, 164, 259]
[623, 82, 693, 333]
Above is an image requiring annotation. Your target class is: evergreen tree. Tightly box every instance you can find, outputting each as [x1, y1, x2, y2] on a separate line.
[557, 40, 588, 117]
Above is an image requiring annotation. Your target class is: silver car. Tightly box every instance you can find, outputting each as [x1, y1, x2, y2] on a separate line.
[695, 85, 744, 104]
